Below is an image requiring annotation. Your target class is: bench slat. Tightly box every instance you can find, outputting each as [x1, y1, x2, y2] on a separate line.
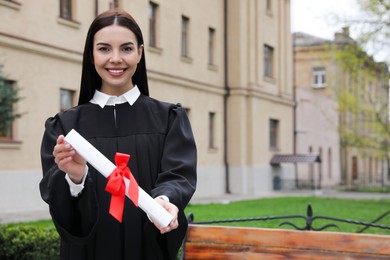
[184, 244, 390, 260]
[183, 224, 390, 259]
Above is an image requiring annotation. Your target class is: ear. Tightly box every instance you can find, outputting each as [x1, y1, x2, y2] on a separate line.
[138, 44, 144, 63]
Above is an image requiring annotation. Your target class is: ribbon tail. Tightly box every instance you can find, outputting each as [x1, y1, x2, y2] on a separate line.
[128, 173, 139, 207]
[108, 187, 126, 223]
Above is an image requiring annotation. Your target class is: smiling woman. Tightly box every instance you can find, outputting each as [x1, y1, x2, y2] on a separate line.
[39, 9, 197, 260]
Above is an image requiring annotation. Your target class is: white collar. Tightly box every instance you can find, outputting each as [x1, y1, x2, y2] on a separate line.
[89, 86, 141, 108]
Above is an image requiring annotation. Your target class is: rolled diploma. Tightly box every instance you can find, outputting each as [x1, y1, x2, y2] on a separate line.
[64, 129, 173, 227]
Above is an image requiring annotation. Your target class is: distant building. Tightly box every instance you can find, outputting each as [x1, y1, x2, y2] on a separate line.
[0, 0, 293, 221]
[293, 28, 389, 188]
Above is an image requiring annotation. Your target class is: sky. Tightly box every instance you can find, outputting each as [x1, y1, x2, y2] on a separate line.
[291, 0, 390, 62]
[291, 0, 361, 40]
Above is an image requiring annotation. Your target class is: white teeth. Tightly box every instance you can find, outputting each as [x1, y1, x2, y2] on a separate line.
[109, 69, 124, 73]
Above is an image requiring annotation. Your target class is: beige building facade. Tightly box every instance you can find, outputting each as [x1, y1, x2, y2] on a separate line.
[294, 32, 341, 189]
[0, 0, 293, 221]
[226, 0, 294, 194]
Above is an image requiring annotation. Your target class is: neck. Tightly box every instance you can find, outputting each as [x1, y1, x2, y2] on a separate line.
[101, 84, 133, 96]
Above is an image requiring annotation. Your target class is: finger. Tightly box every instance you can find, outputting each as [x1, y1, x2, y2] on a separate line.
[57, 155, 72, 167]
[54, 149, 75, 165]
[160, 217, 179, 234]
[56, 152, 76, 172]
[56, 135, 65, 144]
[53, 140, 73, 155]
[170, 217, 179, 228]
[54, 153, 71, 165]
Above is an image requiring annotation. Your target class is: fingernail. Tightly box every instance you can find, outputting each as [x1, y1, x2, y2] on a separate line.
[65, 144, 70, 149]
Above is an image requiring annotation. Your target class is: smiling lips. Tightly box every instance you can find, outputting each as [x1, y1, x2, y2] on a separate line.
[107, 68, 127, 77]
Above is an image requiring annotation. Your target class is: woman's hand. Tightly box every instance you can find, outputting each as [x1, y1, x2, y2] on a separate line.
[52, 135, 86, 184]
[152, 197, 179, 234]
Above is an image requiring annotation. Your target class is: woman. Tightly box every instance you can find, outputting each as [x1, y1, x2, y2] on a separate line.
[40, 9, 197, 260]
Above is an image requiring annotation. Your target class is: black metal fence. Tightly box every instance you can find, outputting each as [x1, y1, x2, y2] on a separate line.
[188, 203, 390, 233]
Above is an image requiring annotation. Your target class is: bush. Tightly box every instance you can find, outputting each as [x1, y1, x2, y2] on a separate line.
[0, 225, 60, 260]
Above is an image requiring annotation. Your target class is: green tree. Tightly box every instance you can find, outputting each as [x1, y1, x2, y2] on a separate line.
[356, 0, 390, 62]
[337, 0, 390, 63]
[331, 0, 390, 185]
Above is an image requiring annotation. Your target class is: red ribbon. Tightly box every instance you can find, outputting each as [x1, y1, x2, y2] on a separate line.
[105, 153, 139, 223]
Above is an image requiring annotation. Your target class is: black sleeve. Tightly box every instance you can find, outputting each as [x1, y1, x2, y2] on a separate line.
[39, 116, 99, 245]
[151, 104, 197, 211]
[146, 104, 197, 259]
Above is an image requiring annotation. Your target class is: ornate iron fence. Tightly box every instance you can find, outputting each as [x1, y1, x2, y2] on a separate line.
[187, 203, 390, 232]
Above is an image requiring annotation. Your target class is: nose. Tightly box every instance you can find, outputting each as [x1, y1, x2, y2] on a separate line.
[110, 51, 123, 63]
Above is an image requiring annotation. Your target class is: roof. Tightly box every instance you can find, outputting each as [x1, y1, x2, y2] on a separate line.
[270, 154, 321, 165]
[293, 32, 330, 46]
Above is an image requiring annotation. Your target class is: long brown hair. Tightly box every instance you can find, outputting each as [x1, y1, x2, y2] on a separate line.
[78, 9, 149, 105]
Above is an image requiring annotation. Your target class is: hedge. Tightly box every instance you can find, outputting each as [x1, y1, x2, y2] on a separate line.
[0, 225, 60, 260]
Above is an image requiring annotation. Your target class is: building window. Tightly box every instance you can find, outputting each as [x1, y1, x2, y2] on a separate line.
[209, 112, 216, 149]
[208, 27, 216, 65]
[264, 44, 274, 78]
[369, 157, 373, 183]
[269, 118, 279, 149]
[388, 159, 390, 180]
[60, 0, 73, 20]
[149, 2, 159, 48]
[352, 156, 358, 181]
[60, 89, 75, 112]
[312, 67, 326, 88]
[109, 0, 120, 9]
[0, 79, 18, 139]
[328, 148, 332, 179]
[319, 147, 323, 188]
[181, 16, 190, 57]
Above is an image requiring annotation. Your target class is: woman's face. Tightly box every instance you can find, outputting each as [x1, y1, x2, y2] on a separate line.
[93, 24, 143, 96]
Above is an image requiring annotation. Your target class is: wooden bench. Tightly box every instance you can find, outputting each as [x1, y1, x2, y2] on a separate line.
[180, 224, 390, 259]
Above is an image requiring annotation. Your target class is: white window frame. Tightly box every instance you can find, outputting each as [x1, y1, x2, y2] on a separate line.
[312, 67, 326, 88]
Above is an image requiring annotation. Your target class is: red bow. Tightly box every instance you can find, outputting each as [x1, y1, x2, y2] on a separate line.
[105, 153, 139, 223]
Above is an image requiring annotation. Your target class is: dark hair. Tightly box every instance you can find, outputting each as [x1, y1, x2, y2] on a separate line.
[78, 9, 149, 105]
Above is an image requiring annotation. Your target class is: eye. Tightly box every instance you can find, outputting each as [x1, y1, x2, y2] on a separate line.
[122, 46, 133, 52]
[98, 46, 110, 52]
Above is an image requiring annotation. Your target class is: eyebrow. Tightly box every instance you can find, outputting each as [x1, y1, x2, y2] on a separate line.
[96, 42, 135, 47]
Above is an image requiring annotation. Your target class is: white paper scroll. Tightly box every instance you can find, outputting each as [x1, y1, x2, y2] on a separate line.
[64, 129, 173, 227]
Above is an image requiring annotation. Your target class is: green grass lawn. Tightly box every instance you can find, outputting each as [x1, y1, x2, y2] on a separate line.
[11, 196, 390, 235]
[185, 196, 390, 235]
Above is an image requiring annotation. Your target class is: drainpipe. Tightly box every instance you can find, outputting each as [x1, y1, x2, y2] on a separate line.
[223, 0, 231, 194]
[293, 35, 298, 188]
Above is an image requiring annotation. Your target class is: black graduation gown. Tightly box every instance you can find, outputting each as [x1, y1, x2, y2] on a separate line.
[39, 94, 197, 260]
